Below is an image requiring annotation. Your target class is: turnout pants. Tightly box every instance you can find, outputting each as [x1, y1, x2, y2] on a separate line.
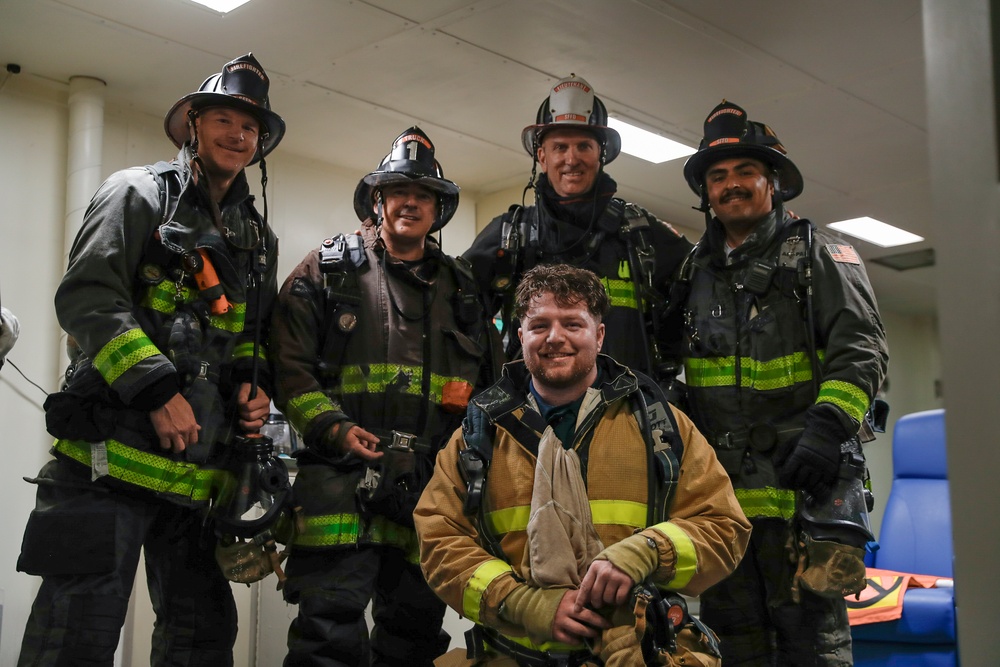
[282, 545, 449, 667]
[699, 518, 853, 667]
[17, 459, 237, 667]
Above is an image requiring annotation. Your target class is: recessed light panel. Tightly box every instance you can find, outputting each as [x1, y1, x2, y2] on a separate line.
[827, 217, 924, 248]
[607, 118, 695, 164]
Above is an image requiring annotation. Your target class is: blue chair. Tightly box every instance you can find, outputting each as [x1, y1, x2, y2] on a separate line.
[852, 408, 958, 666]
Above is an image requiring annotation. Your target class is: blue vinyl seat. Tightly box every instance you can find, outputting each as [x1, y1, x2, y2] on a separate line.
[852, 408, 958, 666]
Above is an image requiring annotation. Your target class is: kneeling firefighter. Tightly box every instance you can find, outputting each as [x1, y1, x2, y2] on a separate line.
[269, 126, 500, 666]
[16, 53, 291, 665]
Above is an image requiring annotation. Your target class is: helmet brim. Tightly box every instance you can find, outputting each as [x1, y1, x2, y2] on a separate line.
[164, 91, 286, 164]
[682, 144, 803, 201]
[520, 124, 622, 164]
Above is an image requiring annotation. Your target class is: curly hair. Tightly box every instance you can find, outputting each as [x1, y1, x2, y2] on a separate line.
[513, 264, 611, 321]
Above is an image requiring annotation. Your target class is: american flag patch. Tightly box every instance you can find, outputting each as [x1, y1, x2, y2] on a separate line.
[826, 244, 860, 264]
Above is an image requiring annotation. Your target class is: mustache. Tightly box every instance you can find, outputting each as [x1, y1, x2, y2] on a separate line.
[720, 187, 753, 203]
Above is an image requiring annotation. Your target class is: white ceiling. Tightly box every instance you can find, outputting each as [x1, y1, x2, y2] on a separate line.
[0, 0, 935, 314]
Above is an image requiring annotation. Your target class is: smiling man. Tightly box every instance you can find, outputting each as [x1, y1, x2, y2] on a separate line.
[415, 264, 750, 667]
[17, 53, 285, 665]
[463, 75, 691, 384]
[269, 127, 499, 667]
[677, 100, 889, 665]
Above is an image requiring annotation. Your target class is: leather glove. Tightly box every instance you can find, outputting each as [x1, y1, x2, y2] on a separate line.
[499, 585, 567, 642]
[594, 532, 660, 584]
[776, 403, 850, 499]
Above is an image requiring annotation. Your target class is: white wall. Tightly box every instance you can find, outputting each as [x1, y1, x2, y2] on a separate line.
[0, 71, 947, 664]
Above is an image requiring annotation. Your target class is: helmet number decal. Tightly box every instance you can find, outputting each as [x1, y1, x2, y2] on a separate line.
[406, 141, 420, 161]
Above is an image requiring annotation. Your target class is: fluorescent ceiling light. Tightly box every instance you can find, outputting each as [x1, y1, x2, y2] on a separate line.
[827, 217, 924, 248]
[608, 117, 695, 164]
[189, 0, 251, 12]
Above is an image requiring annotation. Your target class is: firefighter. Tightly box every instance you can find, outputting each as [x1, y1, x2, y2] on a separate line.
[677, 100, 889, 665]
[269, 127, 499, 667]
[415, 264, 750, 666]
[462, 74, 692, 384]
[16, 53, 285, 665]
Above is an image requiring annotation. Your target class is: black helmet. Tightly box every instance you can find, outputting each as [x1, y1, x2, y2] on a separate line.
[682, 100, 803, 201]
[353, 126, 460, 233]
[520, 74, 622, 164]
[164, 53, 285, 164]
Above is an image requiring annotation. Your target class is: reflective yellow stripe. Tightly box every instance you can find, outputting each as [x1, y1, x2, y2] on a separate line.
[93, 329, 162, 385]
[294, 512, 360, 547]
[286, 391, 339, 434]
[486, 505, 530, 534]
[600, 277, 640, 309]
[463, 559, 513, 623]
[817, 380, 869, 425]
[487, 500, 647, 536]
[685, 350, 826, 390]
[232, 341, 266, 361]
[338, 364, 469, 403]
[140, 284, 247, 333]
[734, 486, 796, 520]
[590, 499, 646, 529]
[294, 513, 419, 561]
[651, 522, 697, 590]
[53, 438, 222, 502]
[140, 282, 195, 313]
[208, 301, 246, 333]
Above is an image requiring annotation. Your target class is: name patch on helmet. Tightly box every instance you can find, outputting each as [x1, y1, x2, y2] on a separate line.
[708, 137, 742, 147]
[553, 113, 588, 123]
[553, 80, 591, 93]
[397, 133, 432, 150]
[227, 61, 266, 80]
[708, 107, 745, 123]
[825, 244, 861, 265]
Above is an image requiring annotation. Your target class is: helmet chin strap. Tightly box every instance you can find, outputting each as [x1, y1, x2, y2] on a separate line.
[771, 173, 786, 224]
[374, 189, 385, 228]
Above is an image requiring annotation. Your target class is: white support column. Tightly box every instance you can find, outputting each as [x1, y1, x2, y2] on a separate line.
[64, 75, 106, 260]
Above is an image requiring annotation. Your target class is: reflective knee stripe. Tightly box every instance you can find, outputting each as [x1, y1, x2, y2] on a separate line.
[462, 559, 513, 623]
[53, 438, 223, 503]
[817, 380, 870, 425]
[651, 521, 698, 590]
[734, 486, 796, 520]
[285, 391, 340, 435]
[94, 329, 162, 385]
[294, 513, 419, 562]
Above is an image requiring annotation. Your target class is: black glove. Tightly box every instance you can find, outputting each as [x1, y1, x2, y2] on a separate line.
[776, 404, 851, 499]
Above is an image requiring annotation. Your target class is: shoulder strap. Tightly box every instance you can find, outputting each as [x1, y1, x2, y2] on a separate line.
[139, 162, 185, 273]
[316, 233, 367, 376]
[631, 371, 684, 526]
[620, 201, 657, 289]
[145, 161, 183, 228]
